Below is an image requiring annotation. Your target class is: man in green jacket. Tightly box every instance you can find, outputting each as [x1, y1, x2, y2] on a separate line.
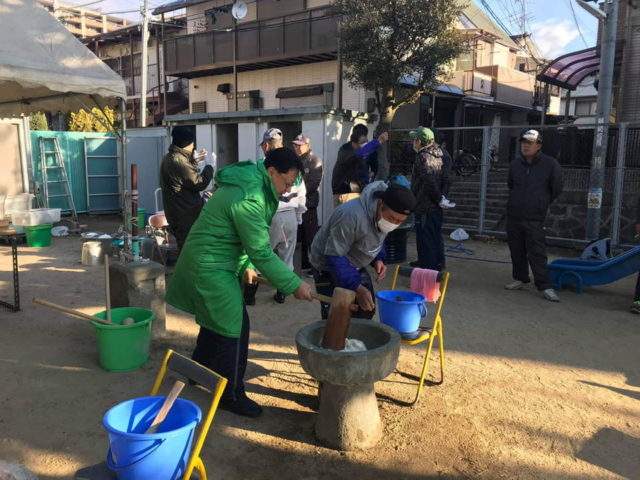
[166, 148, 313, 417]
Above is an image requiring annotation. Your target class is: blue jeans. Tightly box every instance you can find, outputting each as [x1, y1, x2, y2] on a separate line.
[415, 210, 444, 271]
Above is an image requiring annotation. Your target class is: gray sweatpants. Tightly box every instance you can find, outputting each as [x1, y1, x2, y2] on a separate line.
[269, 209, 298, 271]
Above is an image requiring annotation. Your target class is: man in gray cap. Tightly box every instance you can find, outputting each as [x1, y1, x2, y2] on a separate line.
[260, 127, 283, 157]
[310, 181, 416, 317]
[505, 129, 563, 302]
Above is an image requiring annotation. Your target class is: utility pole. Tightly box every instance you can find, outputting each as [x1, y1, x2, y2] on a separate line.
[582, 0, 619, 240]
[140, 0, 150, 127]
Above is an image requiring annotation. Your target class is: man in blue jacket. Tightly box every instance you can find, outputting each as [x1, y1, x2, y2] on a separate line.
[310, 182, 416, 317]
[505, 129, 563, 302]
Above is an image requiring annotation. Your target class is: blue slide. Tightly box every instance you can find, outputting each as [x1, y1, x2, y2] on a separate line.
[548, 246, 640, 294]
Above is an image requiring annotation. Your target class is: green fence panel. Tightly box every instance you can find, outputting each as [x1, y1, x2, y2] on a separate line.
[30, 131, 117, 214]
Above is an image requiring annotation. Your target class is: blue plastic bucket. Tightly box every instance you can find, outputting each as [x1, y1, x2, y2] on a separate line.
[376, 290, 428, 333]
[103, 396, 202, 480]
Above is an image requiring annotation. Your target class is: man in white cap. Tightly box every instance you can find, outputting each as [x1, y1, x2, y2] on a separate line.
[505, 129, 563, 302]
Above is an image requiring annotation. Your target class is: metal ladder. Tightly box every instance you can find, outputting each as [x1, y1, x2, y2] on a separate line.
[39, 136, 78, 224]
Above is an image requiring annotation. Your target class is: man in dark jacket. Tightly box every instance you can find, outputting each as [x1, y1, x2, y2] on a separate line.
[505, 129, 563, 302]
[410, 127, 447, 271]
[331, 124, 388, 206]
[160, 126, 214, 250]
[292, 134, 323, 273]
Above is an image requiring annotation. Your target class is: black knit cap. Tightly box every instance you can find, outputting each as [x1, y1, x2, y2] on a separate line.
[171, 126, 195, 148]
[376, 184, 416, 215]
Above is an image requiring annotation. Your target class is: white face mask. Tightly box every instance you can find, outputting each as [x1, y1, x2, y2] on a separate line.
[377, 216, 399, 233]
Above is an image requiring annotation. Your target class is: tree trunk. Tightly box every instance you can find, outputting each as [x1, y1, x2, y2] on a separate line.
[375, 92, 396, 181]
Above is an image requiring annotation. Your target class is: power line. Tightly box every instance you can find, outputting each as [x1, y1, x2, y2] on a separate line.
[566, 0, 590, 47]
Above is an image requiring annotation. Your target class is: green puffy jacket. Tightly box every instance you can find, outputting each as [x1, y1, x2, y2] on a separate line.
[166, 160, 302, 337]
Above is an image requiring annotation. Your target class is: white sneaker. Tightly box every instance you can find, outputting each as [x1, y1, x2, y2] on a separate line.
[504, 280, 525, 290]
[542, 289, 560, 302]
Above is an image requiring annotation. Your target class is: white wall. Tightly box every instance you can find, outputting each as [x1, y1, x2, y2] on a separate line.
[492, 43, 512, 68]
[238, 122, 265, 162]
[190, 61, 341, 113]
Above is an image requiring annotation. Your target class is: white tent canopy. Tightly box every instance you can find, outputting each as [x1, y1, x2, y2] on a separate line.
[0, 0, 127, 117]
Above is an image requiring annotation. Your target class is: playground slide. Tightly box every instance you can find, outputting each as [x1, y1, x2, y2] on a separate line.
[547, 246, 640, 294]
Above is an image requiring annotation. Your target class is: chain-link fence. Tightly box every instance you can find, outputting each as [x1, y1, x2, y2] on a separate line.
[389, 123, 640, 246]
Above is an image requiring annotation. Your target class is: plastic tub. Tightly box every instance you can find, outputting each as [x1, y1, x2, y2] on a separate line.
[11, 208, 61, 226]
[25, 223, 52, 247]
[376, 290, 428, 333]
[4, 193, 34, 218]
[103, 396, 201, 480]
[92, 307, 154, 372]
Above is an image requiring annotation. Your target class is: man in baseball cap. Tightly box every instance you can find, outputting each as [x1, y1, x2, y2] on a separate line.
[505, 128, 563, 302]
[520, 129, 543, 144]
[260, 128, 283, 154]
[291, 134, 324, 276]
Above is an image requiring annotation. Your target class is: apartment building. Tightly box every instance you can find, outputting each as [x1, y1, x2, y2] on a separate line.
[83, 22, 188, 127]
[38, 0, 128, 38]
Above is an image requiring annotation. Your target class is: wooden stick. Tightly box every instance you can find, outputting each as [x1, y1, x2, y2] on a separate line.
[145, 380, 186, 434]
[322, 287, 356, 350]
[255, 277, 358, 312]
[104, 254, 111, 324]
[33, 298, 115, 326]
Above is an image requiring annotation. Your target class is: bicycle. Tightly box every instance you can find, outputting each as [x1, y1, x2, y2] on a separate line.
[453, 150, 480, 177]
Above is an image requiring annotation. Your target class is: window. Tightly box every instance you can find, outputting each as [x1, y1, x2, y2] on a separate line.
[518, 62, 526, 72]
[575, 99, 597, 116]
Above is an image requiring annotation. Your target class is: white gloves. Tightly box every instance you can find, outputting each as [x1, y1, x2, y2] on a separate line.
[296, 213, 304, 225]
[194, 148, 207, 163]
[439, 195, 456, 209]
[204, 152, 216, 169]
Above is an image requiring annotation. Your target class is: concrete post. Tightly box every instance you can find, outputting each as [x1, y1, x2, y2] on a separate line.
[586, 0, 619, 240]
[109, 261, 166, 337]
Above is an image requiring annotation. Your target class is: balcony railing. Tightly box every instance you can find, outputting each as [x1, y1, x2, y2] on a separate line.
[451, 70, 493, 97]
[164, 8, 339, 77]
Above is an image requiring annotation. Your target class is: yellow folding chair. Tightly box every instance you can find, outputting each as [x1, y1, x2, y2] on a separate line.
[150, 349, 227, 480]
[390, 265, 450, 405]
[75, 349, 227, 480]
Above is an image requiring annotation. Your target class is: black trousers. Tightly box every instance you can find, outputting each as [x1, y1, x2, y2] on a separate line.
[192, 307, 250, 401]
[299, 208, 319, 270]
[313, 267, 375, 320]
[171, 225, 190, 252]
[415, 210, 445, 271]
[506, 217, 552, 290]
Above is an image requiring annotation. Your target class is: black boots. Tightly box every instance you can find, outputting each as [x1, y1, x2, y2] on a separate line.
[219, 394, 263, 417]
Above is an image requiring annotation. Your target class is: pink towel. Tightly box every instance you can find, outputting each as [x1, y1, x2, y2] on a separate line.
[410, 268, 440, 303]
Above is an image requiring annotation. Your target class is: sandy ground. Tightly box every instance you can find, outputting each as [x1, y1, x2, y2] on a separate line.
[1, 216, 639, 480]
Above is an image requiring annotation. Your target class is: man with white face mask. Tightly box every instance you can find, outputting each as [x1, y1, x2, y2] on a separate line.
[310, 182, 416, 318]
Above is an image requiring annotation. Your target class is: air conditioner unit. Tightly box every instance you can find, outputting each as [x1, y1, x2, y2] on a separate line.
[226, 90, 262, 111]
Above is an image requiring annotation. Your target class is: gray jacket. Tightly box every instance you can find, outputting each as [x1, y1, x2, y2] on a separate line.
[310, 181, 387, 271]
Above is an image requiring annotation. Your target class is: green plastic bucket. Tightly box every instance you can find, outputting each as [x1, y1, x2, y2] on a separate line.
[25, 223, 52, 247]
[137, 208, 146, 231]
[92, 307, 154, 372]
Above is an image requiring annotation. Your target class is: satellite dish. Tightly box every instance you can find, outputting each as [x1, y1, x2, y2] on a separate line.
[232, 2, 248, 20]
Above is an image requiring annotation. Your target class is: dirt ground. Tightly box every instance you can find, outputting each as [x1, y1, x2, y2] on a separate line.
[1, 215, 639, 480]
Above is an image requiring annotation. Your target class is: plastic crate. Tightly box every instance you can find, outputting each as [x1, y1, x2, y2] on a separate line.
[11, 208, 61, 226]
